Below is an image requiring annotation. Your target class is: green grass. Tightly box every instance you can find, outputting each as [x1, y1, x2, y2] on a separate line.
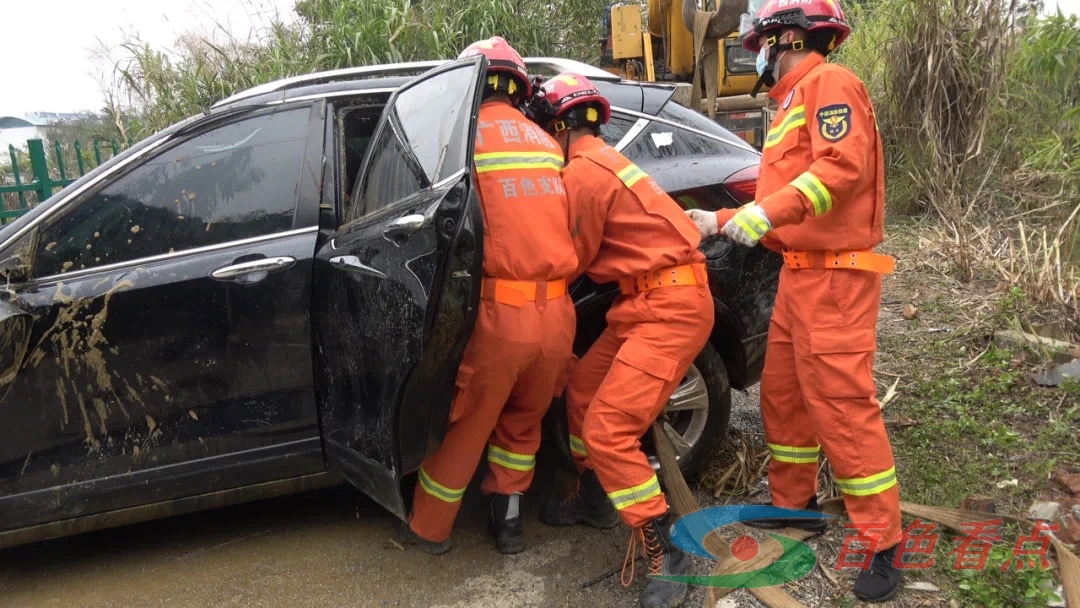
[884, 345, 1074, 606]
[889, 328, 1079, 504]
[848, 217, 1078, 605]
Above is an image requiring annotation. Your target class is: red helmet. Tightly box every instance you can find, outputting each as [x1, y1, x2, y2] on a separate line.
[740, 0, 851, 53]
[526, 73, 612, 134]
[458, 36, 532, 99]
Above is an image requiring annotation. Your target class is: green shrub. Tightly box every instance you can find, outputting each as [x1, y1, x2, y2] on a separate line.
[112, 0, 605, 138]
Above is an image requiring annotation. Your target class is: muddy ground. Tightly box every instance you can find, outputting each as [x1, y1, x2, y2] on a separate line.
[0, 394, 771, 608]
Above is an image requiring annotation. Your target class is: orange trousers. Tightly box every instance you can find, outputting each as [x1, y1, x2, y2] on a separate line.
[761, 266, 902, 550]
[409, 293, 575, 543]
[566, 284, 713, 528]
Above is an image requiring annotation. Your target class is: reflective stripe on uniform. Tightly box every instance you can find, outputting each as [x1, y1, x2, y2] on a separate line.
[732, 208, 770, 240]
[607, 475, 663, 511]
[616, 163, 647, 188]
[790, 171, 833, 216]
[767, 442, 820, 464]
[835, 467, 898, 497]
[473, 151, 564, 174]
[569, 434, 587, 457]
[418, 466, 466, 503]
[487, 445, 536, 472]
[764, 105, 806, 149]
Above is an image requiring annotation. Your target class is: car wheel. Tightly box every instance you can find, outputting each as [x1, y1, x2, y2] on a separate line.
[542, 342, 731, 480]
[642, 342, 731, 479]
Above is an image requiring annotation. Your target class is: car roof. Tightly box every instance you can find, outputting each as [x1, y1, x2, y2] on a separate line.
[210, 57, 678, 115]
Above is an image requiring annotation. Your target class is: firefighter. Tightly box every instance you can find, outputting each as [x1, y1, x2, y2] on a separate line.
[398, 36, 578, 556]
[528, 73, 713, 608]
[686, 0, 903, 602]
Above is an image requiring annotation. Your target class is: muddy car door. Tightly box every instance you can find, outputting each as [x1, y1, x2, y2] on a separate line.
[312, 57, 486, 518]
[0, 103, 326, 533]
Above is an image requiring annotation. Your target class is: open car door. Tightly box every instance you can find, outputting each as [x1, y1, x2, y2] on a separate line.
[313, 56, 486, 519]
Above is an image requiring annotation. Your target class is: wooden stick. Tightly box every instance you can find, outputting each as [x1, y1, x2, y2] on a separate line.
[1052, 539, 1080, 608]
[650, 423, 809, 608]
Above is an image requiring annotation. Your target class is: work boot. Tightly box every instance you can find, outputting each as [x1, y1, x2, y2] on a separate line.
[853, 545, 902, 603]
[636, 511, 690, 608]
[488, 492, 525, 554]
[743, 495, 829, 535]
[394, 518, 450, 555]
[539, 470, 619, 529]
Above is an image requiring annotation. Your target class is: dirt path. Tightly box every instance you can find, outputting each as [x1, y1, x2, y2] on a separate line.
[0, 390, 757, 608]
[0, 483, 663, 607]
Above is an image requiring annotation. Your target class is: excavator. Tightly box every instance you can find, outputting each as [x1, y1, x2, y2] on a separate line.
[597, 0, 773, 149]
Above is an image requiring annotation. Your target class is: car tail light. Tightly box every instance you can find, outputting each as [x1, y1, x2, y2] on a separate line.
[724, 165, 758, 205]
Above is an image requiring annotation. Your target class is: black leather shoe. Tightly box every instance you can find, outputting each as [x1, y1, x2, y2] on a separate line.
[488, 493, 525, 554]
[742, 495, 829, 534]
[853, 545, 901, 603]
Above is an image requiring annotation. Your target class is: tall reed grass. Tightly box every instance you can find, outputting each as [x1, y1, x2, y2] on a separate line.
[108, 0, 604, 138]
[836, 0, 1080, 322]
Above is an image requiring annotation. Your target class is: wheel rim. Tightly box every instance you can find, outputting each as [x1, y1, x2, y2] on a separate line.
[647, 363, 709, 469]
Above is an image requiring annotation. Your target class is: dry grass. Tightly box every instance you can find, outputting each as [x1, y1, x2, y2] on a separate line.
[884, 0, 1017, 279]
[703, 431, 769, 498]
[700, 433, 842, 505]
[841, 1, 1080, 320]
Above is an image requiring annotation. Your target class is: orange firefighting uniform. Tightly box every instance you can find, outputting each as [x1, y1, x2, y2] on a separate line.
[563, 135, 714, 528]
[715, 53, 902, 549]
[408, 100, 578, 543]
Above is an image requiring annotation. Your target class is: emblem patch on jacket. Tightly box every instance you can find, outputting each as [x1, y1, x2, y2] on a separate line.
[817, 104, 851, 142]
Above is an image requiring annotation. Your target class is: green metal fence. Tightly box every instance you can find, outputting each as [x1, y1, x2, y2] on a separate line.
[0, 137, 127, 225]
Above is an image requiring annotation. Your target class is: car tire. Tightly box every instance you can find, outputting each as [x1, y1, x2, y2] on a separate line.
[542, 342, 732, 480]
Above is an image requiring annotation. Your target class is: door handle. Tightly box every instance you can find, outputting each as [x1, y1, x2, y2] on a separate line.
[328, 255, 386, 278]
[211, 256, 296, 281]
[383, 214, 426, 238]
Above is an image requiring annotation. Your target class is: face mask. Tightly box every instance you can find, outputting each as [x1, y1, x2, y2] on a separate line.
[756, 46, 769, 77]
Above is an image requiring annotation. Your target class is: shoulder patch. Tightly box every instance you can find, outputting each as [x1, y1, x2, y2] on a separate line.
[817, 104, 851, 142]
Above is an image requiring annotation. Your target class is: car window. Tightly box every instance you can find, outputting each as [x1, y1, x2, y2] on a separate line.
[34, 107, 311, 278]
[599, 113, 638, 147]
[654, 102, 757, 150]
[620, 118, 729, 160]
[357, 63, 479, 217]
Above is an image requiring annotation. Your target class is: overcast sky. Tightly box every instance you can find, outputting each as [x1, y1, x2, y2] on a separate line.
[2, 0, 1078, 118]
[1, 0, 297, 117]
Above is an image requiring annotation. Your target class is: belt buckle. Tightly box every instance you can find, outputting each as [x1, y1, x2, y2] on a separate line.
[648, 270, 664, 291]
[634, 275, 648, 293]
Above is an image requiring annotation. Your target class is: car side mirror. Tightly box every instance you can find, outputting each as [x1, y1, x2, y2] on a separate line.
[0, 254, 29, 284]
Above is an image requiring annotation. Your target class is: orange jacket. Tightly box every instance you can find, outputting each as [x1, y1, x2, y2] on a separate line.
[474, 100, 578, 281]
[562, 135, 704, 284]
[717, 53, 885, 252]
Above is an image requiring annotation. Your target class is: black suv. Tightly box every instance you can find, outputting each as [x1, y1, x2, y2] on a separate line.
[0, 56, 780, 549]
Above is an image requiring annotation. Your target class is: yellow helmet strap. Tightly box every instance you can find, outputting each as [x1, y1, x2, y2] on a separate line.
[484, 74, 521, 99]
